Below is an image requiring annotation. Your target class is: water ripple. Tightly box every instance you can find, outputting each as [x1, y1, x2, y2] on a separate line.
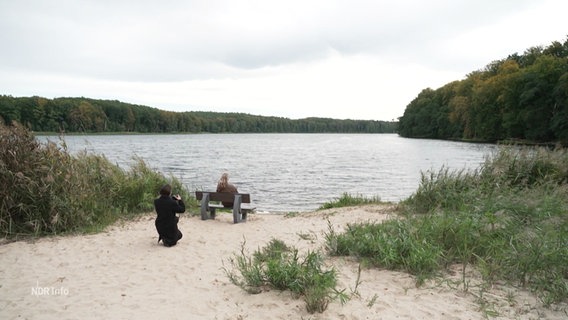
[39, 134, 496, 212]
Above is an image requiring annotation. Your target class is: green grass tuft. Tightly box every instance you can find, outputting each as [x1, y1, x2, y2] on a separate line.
[224, 238, 348, 314]
[318, 192, 383, 210]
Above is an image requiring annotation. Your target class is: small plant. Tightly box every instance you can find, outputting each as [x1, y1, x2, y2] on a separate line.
[350, 263, 362, 297]
[505, 290, 516, 306]
[297, 232, 316, 241]
[366, 293, 379, 308]
[224, 240, 265, 294]
[284, 211, 300, 218]
[224, 238, 347, 314]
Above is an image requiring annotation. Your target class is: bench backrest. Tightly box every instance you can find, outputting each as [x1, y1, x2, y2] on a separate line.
[195, 191, 251, 203]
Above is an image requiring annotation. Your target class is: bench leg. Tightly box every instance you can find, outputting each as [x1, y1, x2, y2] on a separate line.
[210, 207, 216, 219]
[232, 194, 243, 223]
[232, 208, 241, 223]
[200, 193, 210, 220]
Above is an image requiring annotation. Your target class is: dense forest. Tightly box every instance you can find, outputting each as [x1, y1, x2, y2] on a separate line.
[398, 37, 568, 145]
[0, 96, 397, 134]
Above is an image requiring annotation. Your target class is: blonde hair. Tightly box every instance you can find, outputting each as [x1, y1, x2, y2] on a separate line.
[217, 173, 229, 190]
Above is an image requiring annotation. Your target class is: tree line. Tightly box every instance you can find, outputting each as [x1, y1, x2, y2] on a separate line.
[0, 96, 397, 134]
[398, 37, 568, 145]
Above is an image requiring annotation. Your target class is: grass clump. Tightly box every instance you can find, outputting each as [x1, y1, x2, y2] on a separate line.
[319, 192, 383, 210]
[0, 122, 192, 238]
[224, 238, 347, 314]
[325, 146, 568, 305]
[325, 219, 442, 285]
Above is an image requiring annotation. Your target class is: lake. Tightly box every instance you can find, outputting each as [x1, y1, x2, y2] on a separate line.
[39, 133, 496, 212]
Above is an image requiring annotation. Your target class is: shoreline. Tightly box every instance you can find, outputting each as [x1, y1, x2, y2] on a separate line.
[1, 205, 566, 319]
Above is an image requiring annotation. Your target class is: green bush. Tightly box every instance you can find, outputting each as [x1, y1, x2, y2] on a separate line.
[484, 147, 568, 187]
[224, 238, 347, 314]
[325, 219, 442, 283]
[326, 146, 568, 304]
[0, 122, 192, 237]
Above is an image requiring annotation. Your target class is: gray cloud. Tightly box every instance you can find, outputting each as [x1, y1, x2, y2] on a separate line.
[1, 0, 566, 121]
[0, 0, 540, 82]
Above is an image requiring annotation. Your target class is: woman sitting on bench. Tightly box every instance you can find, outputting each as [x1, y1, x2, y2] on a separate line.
[216, 172, 238, 207]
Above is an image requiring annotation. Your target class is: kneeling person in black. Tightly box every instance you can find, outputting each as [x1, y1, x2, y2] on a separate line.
[154, 184, 186, 247]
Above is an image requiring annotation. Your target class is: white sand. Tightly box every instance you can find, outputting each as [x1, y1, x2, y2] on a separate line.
[1, 205, 566, 320]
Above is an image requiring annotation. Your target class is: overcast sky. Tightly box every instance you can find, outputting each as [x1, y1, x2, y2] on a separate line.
[1, 0, 566, 121]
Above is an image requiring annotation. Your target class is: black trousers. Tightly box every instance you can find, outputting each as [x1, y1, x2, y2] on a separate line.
[157, 216, 183, 247]
[161, 229, 183, 247]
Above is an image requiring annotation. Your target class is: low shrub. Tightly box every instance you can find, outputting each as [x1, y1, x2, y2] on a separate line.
[325, 219, 442, 283]
[224, 238, 347, 314]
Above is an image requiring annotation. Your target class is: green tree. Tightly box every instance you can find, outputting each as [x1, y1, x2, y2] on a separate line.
[399, 36, 568, 145]
[68, 101, 108, 132]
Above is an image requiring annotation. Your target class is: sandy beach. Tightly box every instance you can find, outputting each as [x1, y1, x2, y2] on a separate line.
[1, 205, 565, 320]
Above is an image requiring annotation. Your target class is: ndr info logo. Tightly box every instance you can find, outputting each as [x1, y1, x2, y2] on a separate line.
[31, 281, 69, 296]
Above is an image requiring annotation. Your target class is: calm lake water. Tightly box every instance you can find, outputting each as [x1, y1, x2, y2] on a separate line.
[39, 134, 496, 213]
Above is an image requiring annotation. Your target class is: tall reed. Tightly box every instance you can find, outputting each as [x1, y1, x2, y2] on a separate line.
[0, 122, 192, 237]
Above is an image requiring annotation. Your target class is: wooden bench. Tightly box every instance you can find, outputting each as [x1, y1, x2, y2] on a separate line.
[195, 191, 255, 223]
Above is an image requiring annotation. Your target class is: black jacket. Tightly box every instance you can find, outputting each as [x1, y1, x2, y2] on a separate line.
[154, 195, 185, 237]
